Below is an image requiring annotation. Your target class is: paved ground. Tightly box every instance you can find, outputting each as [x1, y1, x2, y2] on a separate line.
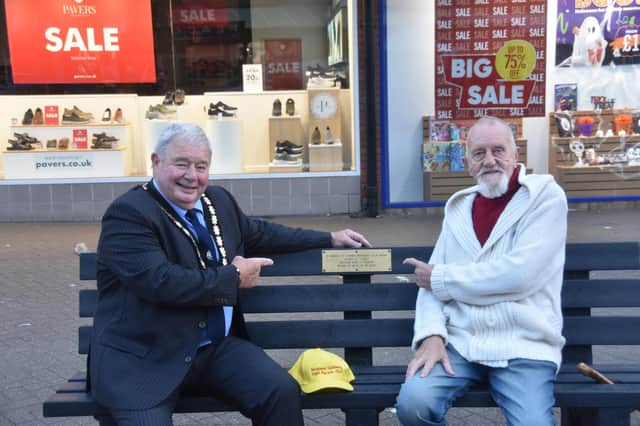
[1, 207, 639, 425]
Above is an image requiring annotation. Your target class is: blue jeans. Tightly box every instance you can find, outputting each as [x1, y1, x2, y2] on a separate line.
[395, 346, 556, 426]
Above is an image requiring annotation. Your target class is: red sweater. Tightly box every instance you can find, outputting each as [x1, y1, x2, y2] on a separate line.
[472, 166, 521, 246]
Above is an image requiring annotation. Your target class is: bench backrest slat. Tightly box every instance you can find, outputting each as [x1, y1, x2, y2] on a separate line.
[77, 243, 640, 361]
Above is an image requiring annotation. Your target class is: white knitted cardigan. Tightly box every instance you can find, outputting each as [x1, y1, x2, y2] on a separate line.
[412, 165, 568, 369]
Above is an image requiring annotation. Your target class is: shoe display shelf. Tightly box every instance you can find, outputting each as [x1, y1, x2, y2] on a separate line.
[7, 122, 130, 150]
[308, 141, 343, 172]
[421, 116, 528, 201]
[548, 110, 640, 198]
[268, 158, 303, 173]
[206, 118, 243, 174]
[268, 116, 305, 167]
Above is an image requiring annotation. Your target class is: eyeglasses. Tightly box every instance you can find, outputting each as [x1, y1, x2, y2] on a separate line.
[469, 146, 509, 162]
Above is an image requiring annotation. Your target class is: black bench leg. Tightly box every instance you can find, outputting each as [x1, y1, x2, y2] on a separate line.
[344, 408, 379, 426]
[95, 414, 117, 425]
[562, 408, 630, 426]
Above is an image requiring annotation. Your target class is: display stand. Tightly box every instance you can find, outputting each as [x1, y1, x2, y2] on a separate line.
[206, 118, 243, 174]
[143, 119, 177, 171]
[268, 160, 303, 173]
[268, 116, 304, 164]
[309, 142, 343, 172]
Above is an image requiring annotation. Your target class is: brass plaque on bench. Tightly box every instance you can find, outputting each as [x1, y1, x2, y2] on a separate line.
[321, 249, 392, 273]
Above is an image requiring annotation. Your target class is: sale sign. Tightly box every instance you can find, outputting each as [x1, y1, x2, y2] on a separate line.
[434, 0, 546, 120]
[172, 1, 228, 28]
[4, 0, 156, 84]
[44, 106, 59, 125]
[264, 39, 303, 90]
[73, 129, 88, 149]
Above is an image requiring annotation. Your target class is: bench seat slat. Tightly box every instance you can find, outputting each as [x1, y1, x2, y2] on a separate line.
[43, 383, 640, 418]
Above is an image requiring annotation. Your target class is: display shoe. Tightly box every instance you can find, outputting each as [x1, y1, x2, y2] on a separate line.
[324, 126, 334, 144]
[162, 91, 174, 105]
[102, 108, 111, 122]
[276, 140, 303, 154]
[46, 139, 57, 149]
[212, 101, 237, 111]
[114, 108, 124, 123]
[58, 137, 69, 149]
[7, 138, 32, 150]
[272, 99, 282, 116]
[62, 111, 90, 124]
[274, 152, 301, 163]
[72, 106, 94, 120]
[207, 105, 234, 117]
[174, 89, 186, 105]
[285, 98, 295, 116]
[311, 126, 322, 144]
[146, 104, 176, 120]
[22, 108, 34, 125]
[32, 108, 44, 125]
[633, 113, 640, 135]
[91, 139, 114, 149]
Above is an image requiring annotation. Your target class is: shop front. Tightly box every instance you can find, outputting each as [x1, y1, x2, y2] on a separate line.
[380, 1, 640, 209]
[0, 0, 361, 221]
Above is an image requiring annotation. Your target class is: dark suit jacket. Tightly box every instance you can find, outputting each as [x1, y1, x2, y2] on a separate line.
[90, 182, 331, 410]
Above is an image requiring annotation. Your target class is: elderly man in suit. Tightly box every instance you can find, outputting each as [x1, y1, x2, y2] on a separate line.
[90, 122, 370, 425]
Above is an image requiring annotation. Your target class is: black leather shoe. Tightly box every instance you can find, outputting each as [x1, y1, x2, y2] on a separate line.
[208, 105, 234, 117]
[276, 140, 303, 152]
[212, 101, 237, 111]
[272, 99, 282, 116]
[162, 91, 174, 105]
[22, 109, 34, 125]
[102, 108, 111, 122]
[286, 98, 295, 116]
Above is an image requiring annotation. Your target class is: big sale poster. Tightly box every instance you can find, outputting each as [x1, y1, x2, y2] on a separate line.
[434, 0, 547, 120]
[4, 0, 156, 84]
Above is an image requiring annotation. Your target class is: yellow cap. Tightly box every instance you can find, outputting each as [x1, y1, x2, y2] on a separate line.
[288, 348, 355, 394]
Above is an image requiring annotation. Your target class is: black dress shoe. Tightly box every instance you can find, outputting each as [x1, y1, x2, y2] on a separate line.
[102, 108, 111, 122]
[212, 101, 237, 111]
[22, 108, 34, 125]
[286, 98, 295, 116]
[272, 99, 282, 116]
[208, 105, 234, 117]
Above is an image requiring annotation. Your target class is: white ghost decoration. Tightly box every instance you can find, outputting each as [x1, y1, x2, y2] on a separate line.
[570, 16, 607, 66]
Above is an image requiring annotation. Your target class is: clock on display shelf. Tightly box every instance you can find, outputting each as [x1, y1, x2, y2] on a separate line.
[307, 88, 341, 145]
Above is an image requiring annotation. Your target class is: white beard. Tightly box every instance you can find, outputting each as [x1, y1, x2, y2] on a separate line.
[476, 167, 509, 198]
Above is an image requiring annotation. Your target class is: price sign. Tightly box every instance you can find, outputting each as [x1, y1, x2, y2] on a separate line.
[242, 64, 263, 93]
[495, 40, 536, 82]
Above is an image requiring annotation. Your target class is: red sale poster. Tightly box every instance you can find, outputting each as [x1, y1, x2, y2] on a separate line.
[4, 0, 156, 84]
[264, 39, 303, 90]
[434, 0, 546, 120]
[172, 1, 228, 28]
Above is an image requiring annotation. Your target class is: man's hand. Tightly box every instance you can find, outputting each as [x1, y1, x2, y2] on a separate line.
[405, 335, 455, 381]
[231, 256, 273, 288]
[330, 229, 371, 248]
[403, 258, 434, 290]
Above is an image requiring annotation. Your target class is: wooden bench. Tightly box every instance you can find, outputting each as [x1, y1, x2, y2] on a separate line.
[43, 243, 640, 425]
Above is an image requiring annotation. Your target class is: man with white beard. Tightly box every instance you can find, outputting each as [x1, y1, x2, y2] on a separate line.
[396, 116, 568, 426]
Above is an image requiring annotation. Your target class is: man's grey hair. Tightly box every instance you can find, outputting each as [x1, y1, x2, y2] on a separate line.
[467, 116, 517, 148]
[155, 123, 212, 161]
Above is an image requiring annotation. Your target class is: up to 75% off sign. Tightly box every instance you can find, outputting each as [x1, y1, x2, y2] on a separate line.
[443, 40, 538, 110]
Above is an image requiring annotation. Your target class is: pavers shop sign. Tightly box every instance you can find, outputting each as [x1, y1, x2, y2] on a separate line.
[434, 0, 547, 120]
[4, 0, 156, 84]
